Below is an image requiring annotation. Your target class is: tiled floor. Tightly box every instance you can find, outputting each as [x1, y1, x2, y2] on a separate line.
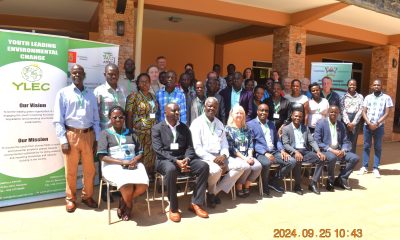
[1, 142, 399, 240]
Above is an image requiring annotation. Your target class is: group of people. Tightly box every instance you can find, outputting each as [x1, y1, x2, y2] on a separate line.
[53, 56, 393, 223]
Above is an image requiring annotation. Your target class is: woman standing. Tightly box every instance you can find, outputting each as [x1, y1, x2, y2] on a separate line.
[251, 85, 265, 120]
[147, 65, 162, 95]
[97, 106, 149, 221]
[126, 73, 158, 174]
[225, 105, 262, 197]
[340, 79, 364, 153]
[285, 79, 309, 124]
[307, 82, 329, 133]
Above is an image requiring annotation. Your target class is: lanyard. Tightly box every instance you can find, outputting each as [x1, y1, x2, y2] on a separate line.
[329, 121, 337, 140]
[273, 101, 280, 113]
[111, 91, 119, 105]
[262, 122, 270, 137]
[76, 89, 86, 108]
[203, 115, 215, 135]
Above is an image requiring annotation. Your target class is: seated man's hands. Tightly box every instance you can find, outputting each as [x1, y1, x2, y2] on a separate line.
[177, 158, 191, 172]
[294, 150, 304, 162]
[280, 150, 291, 161]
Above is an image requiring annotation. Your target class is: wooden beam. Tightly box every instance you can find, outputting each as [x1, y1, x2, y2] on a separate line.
[0, 14, 90, 33]
[215, 25, 273, 45]
[306, 41, 371, 55]
[144, 0, 289, 27]
[290, 2, 348, 26]
[305, 20, 388, 46]
[389, 34, 400, 47]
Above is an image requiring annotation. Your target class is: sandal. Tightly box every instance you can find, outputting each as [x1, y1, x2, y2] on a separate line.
[121, 207, 131, 221]
[117, 198, 125, 219]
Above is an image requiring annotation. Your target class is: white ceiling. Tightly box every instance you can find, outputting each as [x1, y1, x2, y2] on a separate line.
[143, 9, 247, 36]
[0, 0, 98, 22]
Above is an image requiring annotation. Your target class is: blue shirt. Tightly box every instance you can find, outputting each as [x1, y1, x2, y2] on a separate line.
[156, 87, 187, 124]
[230, 88, 242, 109]
[53, 84, 101, 144]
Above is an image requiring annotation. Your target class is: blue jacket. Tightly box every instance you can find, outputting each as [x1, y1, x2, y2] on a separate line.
[247, 118, 283, 157]
[314, 118, 351, 152]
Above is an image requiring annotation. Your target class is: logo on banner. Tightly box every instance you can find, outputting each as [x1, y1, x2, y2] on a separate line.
[102, 52, 116, 64]
[68, 51, 77, 63]
[12, 64, 50, 91]
[324, 66, 338, 78]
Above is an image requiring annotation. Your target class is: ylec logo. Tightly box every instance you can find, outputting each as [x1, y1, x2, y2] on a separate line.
[21, 64, 43, 82]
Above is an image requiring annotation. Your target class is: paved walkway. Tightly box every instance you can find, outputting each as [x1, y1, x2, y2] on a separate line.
[1, 142, 399, 240]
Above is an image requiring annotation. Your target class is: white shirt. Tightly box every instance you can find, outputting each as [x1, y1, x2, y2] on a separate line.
[285, 94, 308, 105]
[328, 120, 338, 148]
[190, 114, 229, 162]
[257, 117, 274, 150]
[118, 74, 137, 95]
[292, 122, 305, 149]
[165, 119, 180, 143]
[308, 98, 329, 128]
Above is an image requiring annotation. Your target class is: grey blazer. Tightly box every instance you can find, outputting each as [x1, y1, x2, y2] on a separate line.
[281, 123, 320, 155]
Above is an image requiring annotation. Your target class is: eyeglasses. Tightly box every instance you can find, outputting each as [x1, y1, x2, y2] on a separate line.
[112, 116, 125, 120]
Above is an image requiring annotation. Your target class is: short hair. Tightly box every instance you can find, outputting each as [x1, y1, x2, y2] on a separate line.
[212, 64, 220, 70]
[347, 79, 357, 86]
[156, 56, 166, 61]
[308, 82, 320, 92]
[254, 85, 264, 94]
[136, 73, 150, 91]
[227, 105, 246, 128]
[184, 63, 194, 70]
[205, 96, 219, 106]
[291, 79, 301, 86]
[179, 72, 189, 83]
[322, 76, 332, 82]
[207, 71, 218, 79]
[108, 105, 125, 118]
[328, 105, 340, 112]
[244, 78, 254, 87]
[105, 63, 118, 71]
[233, 71, 242, 79]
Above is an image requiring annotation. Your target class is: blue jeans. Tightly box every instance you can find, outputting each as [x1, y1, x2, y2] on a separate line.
[362, 124, 384, 169]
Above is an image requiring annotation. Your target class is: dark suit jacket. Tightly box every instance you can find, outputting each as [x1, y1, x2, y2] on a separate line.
[247, 118, 283, 157]
[151, 120, 197, 164]
[314, 118, 351, 152]
[266, 96, 291, 130]
[282, 123, 319, 155]
[220, 87, 253, 122]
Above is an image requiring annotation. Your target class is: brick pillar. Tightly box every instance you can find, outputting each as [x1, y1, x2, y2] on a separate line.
[98, 0, 135, 70]
[272, 25, 306, 80]
[370, 45, 399, 141]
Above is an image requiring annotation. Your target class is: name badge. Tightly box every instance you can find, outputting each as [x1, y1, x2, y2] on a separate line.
[170, 143, 179, 150]
[239, 146, 246, 152]
[273, 113, 280, 119]
[149, 113, 156, 119]
[76, 108, 85, 116]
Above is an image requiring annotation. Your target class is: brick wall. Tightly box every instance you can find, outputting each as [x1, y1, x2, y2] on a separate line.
[98, 0, 135, 72]
[272, 25, 306, 80]
[370, 45, 399, 141]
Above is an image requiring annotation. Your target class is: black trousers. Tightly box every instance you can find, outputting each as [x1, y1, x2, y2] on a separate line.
[156, 158, 209, 211]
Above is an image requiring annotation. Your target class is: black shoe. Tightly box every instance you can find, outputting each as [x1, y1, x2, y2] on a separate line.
[308, 182, 320, 195]
[268, 182, 284, 193]
[326, 182, 335, 192]
[243, 188, 250, 197]
[214, 195, 221, 204]
[262, 188, 271, 197]
[207, 193, 216, 208]
[101, 188, 114, 203]
[334, 177, 352, 190]
[236, 189, 246, 198]
[293, 185, 303, 195]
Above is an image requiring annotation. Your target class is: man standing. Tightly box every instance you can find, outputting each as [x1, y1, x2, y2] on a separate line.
[94, 63, 127, 130]
[248, 104, 296, 195]
[191, 97, 245, 207]
[190, 81, 206, 125]
[359, 79, 393, 178]
[118, 58, 137, 95]
[301, 77, 312, 99]
[212, 64, 227, 91]
[220, 72, 253, 122]
[206, 71, 226, 123]
[179, 72, 196, 125]
[156, 56, 167, 72]
[282, 110, 326, 194]
[53, 64, 100, 212]
[314, 105, 359, 190]
[152, 103, 209, 222]
[156, 71, 187, 124]
[321, 76, 341, 108]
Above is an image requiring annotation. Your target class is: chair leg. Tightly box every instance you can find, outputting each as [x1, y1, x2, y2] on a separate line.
[146, 189, 151, 216]
[161, 175, 165, 213]
[152, 174, 157, 201]
[97, 179, 103, 209]
[258, 176, 263, 196]
[107, 182, 111, 225]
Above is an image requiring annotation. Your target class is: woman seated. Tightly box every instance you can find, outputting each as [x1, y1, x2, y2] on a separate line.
[97, 106, 149, 221]
[225, 105, 262, 197]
